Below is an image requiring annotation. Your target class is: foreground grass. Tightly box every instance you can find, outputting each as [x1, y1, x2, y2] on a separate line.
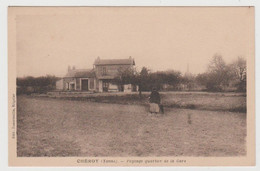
[17, 95, 246, 157]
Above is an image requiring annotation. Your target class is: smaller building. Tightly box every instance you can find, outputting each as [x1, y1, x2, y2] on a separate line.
[55, 79, 63, 90]
[56, 67, 96, 91]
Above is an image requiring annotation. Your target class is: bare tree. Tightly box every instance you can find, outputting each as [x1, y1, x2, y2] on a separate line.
[231, 56, 246, 82]
[206, 54, 231, 91]
[208, 53, 226, 73]
[229, 56, 247, 92]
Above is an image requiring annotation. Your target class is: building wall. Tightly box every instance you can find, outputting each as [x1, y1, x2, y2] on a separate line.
[59, 63, 134, 92]
[63, 77, 76, 90]
[62, 77, 96, 91]
[89, 78, 95, 90]
[124, 84, 132, 93]
[94, 64, 133, 92]
[98, 80, 103, 92]
[79, 78, 95, 91]
[76, 78, 80, 90]
[95, 64, 132, 78]
[108, 83, 119, 92]
[56, 79, 63, 90]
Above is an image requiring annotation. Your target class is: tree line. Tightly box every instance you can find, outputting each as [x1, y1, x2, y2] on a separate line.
[113, 54, 247, 95]
[17, 75, 59, 94]
[196, 54, 246, 92]
[16, 54, 246, 95]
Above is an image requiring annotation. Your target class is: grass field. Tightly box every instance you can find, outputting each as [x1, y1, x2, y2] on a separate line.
[17, 92, 246, 157]
[46, 91, 246, 112]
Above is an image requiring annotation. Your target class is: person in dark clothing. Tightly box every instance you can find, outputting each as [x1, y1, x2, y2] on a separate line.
[149, 89, 161, 104]
[149, 88, 164, 114]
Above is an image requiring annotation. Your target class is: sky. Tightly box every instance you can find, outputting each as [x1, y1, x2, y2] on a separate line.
[15, 7, 254, 77]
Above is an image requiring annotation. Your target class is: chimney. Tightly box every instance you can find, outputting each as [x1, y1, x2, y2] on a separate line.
[95, 56, 100, 65]
[68, 65, 71, 72]
[72, 66, 76, 70]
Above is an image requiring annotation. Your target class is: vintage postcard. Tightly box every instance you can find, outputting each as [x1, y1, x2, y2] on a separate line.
[8, 6, 255, 166]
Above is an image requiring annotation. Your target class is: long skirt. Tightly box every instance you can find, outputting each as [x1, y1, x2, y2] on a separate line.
[149, 103, 160, 113]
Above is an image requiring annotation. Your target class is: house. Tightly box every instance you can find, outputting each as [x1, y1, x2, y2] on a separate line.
[56, 57, 136, 92]
[94, 56, 135, 92]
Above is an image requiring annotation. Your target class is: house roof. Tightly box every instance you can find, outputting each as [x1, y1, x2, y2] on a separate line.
[94, 57, 135, 66]
[97, 75, 115, 80]
[64, 69, 95, 78]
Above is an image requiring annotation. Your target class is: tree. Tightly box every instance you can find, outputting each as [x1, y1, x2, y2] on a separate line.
[195, 54, 231, 91]
[205, 54, 231, 91]
[17, 75, 59, 94]
[112, 67, 137, 91]
[164, 70, 182, 86]
[208, 54, 226, 73]
[182, 73, 196, 90]
[196, 73, 209, 88]
[137, 67, 150, 97]
[229, 56, 247, 92]
[113, 66, 184, 96]
[113, 66, 153, 97]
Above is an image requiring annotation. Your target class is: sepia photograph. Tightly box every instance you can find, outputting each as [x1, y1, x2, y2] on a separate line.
[8, 6, 255, 166]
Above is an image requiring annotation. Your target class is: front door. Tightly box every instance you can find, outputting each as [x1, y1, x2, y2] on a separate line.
[69, 83, 75, 90]
[103, 81, 109, 92]
[81, 79, 88, 91]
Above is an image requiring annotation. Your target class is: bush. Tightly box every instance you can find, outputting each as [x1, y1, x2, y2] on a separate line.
[17, 75, 59, 94]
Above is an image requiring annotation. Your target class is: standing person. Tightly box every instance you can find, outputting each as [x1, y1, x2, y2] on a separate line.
[149, 87, 164, 114]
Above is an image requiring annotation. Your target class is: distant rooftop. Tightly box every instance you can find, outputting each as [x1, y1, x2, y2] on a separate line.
[94, 57, 135, 66]
[64, 69, 95, 78]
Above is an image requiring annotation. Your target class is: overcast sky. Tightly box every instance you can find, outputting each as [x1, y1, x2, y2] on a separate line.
[15, 7, 254, 77]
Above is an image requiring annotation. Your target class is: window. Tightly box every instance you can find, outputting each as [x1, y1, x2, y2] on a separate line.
[102, 67, 107, 75]
[89, 78, 94, 89]
[69, 83, 75, 90]
[66, 83, 69, 90]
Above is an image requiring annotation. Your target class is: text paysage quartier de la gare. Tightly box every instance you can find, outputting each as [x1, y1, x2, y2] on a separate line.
[77, 159, 186, 164]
